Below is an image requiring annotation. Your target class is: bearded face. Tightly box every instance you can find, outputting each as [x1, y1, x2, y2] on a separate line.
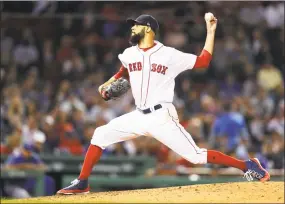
[129, 27, 146, 46]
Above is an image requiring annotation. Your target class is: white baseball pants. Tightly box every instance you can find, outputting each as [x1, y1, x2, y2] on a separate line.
[91, 103, 207, 164]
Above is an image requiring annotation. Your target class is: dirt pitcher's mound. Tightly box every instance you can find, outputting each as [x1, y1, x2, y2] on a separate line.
[3, 181, 284, 203]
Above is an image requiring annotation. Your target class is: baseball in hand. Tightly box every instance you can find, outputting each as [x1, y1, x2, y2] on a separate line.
[205, 12, 214, 22]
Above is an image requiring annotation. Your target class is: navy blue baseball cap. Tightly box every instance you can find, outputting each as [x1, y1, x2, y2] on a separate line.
[126, 14, 159, 34]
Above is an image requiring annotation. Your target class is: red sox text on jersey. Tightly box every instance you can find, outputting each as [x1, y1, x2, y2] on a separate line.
[118, 40, 197, 109]
[128, 62, 168, 75]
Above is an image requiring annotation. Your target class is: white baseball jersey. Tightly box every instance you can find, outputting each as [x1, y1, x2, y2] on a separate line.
[91, 40, 208, 166]
[118, 40, 197, 109]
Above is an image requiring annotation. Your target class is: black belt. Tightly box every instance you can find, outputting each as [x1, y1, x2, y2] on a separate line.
[139, 104, 162, 114]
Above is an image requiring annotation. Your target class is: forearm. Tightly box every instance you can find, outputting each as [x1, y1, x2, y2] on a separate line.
[114, 65, 129, 80]
[203, 31, 215, 55]
[104, 77, 117, 86]
[98, 65, 129, 94]
[193, 13, 217, 69]
[203, 12, 217, 55]
[105, 66, 129, 86]
[98, 77, 117, 93]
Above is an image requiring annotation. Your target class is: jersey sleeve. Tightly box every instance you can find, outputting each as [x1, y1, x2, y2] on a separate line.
[169, 48, 197, 75]
[118, 49, 128, 68]
[114, 65, 129, 79]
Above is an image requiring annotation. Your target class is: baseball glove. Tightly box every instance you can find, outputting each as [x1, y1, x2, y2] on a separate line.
[101, 78, 131, 101]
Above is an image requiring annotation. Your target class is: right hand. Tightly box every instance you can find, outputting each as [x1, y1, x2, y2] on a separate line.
[204, 12, 218, 33]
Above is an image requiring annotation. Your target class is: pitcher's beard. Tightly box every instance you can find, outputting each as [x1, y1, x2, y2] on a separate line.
[129, 31, 145, 46]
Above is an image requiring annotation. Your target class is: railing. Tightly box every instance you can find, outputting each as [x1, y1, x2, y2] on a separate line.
[1, 169, 45, 196]
[0, 154, 157, 176]
[1, 154, 283, 176]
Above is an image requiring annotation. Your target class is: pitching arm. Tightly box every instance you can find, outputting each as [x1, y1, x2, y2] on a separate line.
[193, 13, 217, 69]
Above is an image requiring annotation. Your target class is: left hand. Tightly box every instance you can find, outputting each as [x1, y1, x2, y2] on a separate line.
[100, 86, 111, 101]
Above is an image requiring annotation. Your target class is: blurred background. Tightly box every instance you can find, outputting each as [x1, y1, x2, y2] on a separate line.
[0, 1, 284, 198]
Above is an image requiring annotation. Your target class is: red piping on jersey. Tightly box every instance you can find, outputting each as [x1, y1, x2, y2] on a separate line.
[138, 44, 157, 107]
[143, 45, 164, 106]
[136, 47, 145, 107]
[166, 108, 207, 155]
[193, 49, 212, 69]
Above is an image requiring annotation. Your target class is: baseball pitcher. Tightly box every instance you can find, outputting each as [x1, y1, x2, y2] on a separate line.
[57, 13, 270, 195]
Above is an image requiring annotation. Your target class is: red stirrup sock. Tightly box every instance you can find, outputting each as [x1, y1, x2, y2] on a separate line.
[207, 150, 246, 171]
[78, 145, 103, 180]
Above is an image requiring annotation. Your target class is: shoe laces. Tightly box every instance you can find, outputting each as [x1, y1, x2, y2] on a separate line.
[63, 179, 80, 190]
[244, 169, 263, 181]
[71, 179, 80, 186]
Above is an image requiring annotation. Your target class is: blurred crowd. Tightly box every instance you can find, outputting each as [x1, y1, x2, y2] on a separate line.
[1, 1, 284, 175]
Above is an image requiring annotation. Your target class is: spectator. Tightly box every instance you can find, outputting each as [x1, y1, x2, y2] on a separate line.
[3, 144, 55, 198]
[164, 23, 187, 49]
[239, 2, 264, 27]
[209, 103, 250, 153]
[42, 39, 54, 66]
[251, 29, 271, 66]
[13, 29, 39, 80]
[262, 131, 284, 169]
[61, 51, 86, 81]
[263, 2, 284, 29]
[248, 115, 265, 151]
[37, 83, 53, 113]
[249, 88, 274, 118]
[1, 28, 14, 67]
[7, 94, 24, 132]
[22, 115, 46, 146]
[59, 93, 86, 114]
[57, 14, 76, 37]
[56, 80, 71, 103]
[71, 109, 85, 142]
[0, 129, 21, 155]
[267, 101, 284, 138]
[219, 74, 242, 100]
[257, 63, 283, 91]
[56, 35, 75, 64]
[82, 123, 96, 151]
[20, 72, 39, 102]
[41, 115, 58, 154]
[55, 111, 84, 155]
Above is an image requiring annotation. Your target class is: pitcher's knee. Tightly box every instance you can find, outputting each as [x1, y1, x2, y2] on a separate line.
[90, 126, 108, 149]
[185, 150, 208, 164]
